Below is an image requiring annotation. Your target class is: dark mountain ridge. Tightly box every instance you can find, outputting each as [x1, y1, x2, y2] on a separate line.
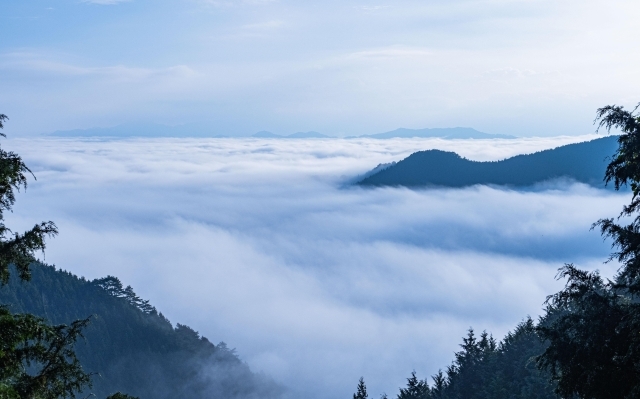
[358, 136, 619, 188]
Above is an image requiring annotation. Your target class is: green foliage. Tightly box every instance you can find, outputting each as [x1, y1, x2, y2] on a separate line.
[0, 306, 91, 399]
[441, 321, 556, 399]
[537, 265, 636, 399]
[0, 115, 57, 285]
[105, 393, 139, 399]
[534, 103, 640, 399]
[397, 372, 429, 399]
[353, 377, 368, 399]
[596, 104, 640, 203]
[93, 276, 156, 314]
[0, 115, 87, 398]
[359, 320, 557, 399]
[595, 104, 640, 294]
[0, 115, 136, 399]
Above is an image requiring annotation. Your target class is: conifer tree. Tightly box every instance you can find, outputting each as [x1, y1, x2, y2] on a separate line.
[430, 371, 446, 399]
[537, 103, 640, 399]
[0, 115, 138, 399]
[353, 377, 368, 399]
[0, 114, 57, 284]
[397, 371, 429, 399]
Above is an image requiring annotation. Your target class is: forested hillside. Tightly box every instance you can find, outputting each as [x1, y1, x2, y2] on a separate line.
[358, 136, 618, 188]
[0, 263, 283, 399]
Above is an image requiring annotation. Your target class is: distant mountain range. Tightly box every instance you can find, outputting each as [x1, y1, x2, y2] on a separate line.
[49, 123, 223, 138]
[355, 127, 516, 139]
[252, 131, 331, 138]
[357, 136, 619, 189]
[49, 125, 515, 140]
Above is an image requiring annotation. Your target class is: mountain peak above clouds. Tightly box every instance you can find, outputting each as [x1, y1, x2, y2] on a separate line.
[357, 136, 619, 188]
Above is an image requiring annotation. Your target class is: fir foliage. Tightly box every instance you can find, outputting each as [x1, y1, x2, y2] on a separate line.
[0, 114, 99, 399]
[353, 377, 368, 399]
[536, 103, 640, 399]
[0, 308, 91, 399]
[0, 114, 57, 284]
[358, 319, 557, 399]
[397, 371, 429, 399]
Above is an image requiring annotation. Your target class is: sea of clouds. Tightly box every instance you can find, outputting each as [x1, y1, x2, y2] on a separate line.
[3, 135, 628, 398]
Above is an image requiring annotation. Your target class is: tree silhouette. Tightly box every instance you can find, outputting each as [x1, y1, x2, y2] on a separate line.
[537, 103, 640, 399]
[353, 377, 368, 399]
[397, 371, 429, 399]
[0, 115, 138, 399]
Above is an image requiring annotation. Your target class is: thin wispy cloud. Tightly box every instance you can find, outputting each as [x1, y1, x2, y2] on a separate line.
[346, 46, 433, 60]
[81, 0, 131, 5]
[0, 53, 196, 80]
[3, 0, 639, 135]
[355, 5, 391, 12]
[200, 0, 277, 8]
[242, 20, 284, 30]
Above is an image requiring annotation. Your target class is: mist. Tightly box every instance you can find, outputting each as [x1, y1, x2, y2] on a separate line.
[4, 136, 626, 398]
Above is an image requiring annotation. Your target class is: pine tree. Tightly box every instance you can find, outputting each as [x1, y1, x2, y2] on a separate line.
[106, 393, 139, 399]
[0, 309, 91, 398]
[537, 103, 640, 398]
[0, 115, 138, 399]
[0, 114, 57, 284]
[353, 377, 368, 399]
[430, 370, 446, 399]
[397, 371, 429, 399]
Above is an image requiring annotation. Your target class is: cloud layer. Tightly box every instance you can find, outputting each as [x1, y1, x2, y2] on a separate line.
[4, 136, 626, 398]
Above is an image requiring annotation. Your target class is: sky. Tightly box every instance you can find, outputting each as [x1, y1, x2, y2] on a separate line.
[4, 135, 626, 398]
[2, 0, 640, 136]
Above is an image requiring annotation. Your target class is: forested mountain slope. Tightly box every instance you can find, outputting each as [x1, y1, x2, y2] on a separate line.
[0, 263, 283, 399]
[358, 136, 618, 188]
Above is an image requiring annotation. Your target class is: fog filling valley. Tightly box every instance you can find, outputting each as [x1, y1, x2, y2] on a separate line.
[5, 136, 626, 399]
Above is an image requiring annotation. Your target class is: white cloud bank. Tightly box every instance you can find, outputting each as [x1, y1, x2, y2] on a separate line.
[4, 136, 626, 398]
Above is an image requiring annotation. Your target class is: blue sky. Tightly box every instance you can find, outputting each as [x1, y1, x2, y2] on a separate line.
[2, 0, 639, 136]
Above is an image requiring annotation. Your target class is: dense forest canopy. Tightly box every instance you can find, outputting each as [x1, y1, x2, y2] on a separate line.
[0, 262, 283, 399]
